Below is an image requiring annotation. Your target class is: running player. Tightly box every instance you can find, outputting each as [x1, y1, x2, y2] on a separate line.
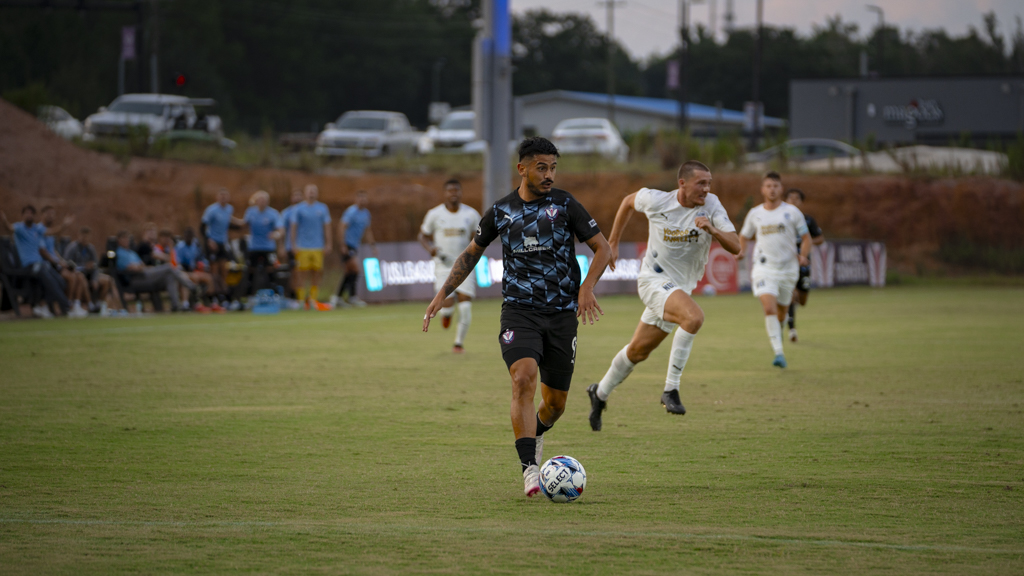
[782, 188, 825, 342]
[422, 137, 611, 497]
[737, 172, 812, 368]
[417, 178, 481, 353]
[288, 184, 333, 311]
[586, 161, 740, 431]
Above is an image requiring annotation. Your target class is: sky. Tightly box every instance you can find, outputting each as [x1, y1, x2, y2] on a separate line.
[510, 0, 1023, 60]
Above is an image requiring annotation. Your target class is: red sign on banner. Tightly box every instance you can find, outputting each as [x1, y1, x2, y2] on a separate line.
[695, 243, 738, 294]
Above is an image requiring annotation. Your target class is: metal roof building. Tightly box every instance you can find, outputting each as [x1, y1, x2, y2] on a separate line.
[515, 90, 786, 137]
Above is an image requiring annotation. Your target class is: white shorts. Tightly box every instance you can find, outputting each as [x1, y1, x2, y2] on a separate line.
[434, 263, 476, 298]
[637, 270, 692, 334]
[751, 266, 799, 306]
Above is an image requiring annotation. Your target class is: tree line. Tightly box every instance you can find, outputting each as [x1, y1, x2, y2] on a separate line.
[2, 0, 1022, 134]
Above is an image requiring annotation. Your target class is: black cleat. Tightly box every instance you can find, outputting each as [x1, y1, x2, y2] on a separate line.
[661, 389, 686, 415]
[587, 383, 606, 431]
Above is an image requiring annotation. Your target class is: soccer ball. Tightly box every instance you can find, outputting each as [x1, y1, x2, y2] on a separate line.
[539, 455, 587, 503]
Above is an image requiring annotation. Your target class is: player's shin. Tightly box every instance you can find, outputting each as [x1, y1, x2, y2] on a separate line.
[664, 328, 696, 392]
[454, 301, 471, 346]
[597, 345, 635, 401]
[765, 315, 784, 355]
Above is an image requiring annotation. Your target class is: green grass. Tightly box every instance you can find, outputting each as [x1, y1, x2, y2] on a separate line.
[1, 285, 1023, 574]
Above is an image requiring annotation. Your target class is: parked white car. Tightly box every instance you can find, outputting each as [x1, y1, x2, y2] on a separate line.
[38, 105, 83, 140]
[420, 110, 477, 154]
[551, 117, 629, 162]
[82, 94, 222, 141]
[315, 111, 422, 157]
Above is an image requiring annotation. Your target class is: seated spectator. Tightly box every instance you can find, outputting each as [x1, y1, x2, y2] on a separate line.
[176, 227, 224, 313]
[39, 206, 91, 317]
[154, 229, 217, 313]
[135, 223, 160, 266]
[63, 226, 124, 316]
[114, 230, 196, 312]
[0, 205, 73, 318]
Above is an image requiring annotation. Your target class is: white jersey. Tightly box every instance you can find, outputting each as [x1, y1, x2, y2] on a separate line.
[634, 188, 736, 293]
[740, 203, 809, 274]
[420, 203, 481, 267]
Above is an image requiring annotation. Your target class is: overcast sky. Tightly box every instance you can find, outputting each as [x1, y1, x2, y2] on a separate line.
[510, 0, 1023, 60]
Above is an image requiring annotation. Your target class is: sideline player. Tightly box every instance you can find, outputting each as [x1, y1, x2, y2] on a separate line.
[417, 178, 481, 353]
[201, 188, 245, 307]
[288, 184, 333, 310]
[586, 161, 740, 431]
[333, 191, 377, 308]
[422, 137, 611, 497]
[783, 188, 825, 342]
[737, 172, 812, 368]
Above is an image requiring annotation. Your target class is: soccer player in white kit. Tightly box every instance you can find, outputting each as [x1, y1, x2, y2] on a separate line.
[417, 179, 482, 353]
[587, 161, 741, 430]
[737, 172, 812, 368]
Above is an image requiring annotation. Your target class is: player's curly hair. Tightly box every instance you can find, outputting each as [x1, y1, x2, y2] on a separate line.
[444, 178, 462, 188]
[785, 188, 805, 201]
[517, 137, 560, 161]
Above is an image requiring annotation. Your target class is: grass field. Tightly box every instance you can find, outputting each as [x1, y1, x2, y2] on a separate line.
[1, 284, 1023, 574]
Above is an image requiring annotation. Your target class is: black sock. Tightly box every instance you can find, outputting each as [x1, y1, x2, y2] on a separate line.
[514, 437, 537, 471]
[536, 414, 552, 437]
[340, 273, 357, 297]
[347, 273, 359, 297]
[788, 302, 796, 329]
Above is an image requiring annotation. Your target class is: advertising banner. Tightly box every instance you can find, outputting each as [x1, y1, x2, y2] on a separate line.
[358, 241, 738, 302]
[739, 240, 886, 290]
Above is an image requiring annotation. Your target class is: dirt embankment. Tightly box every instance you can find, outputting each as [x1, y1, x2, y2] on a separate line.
[2, 98, 1022, 273]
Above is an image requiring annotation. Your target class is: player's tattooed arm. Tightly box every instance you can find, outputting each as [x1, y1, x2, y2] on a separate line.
[607, 192, 638, 270]
[422, 240, 485, 332]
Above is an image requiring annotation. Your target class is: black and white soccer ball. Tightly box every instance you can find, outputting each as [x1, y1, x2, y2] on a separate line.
[539, 455, 587, 503]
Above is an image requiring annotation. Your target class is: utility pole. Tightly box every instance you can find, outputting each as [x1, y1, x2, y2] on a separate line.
[677, 0, 690, 131]
[749, 0, 763, 150]
[149, 0, 160, 93]
[723, 0, 734, 34]
[598, 1, 626, 125]
[473, 0, 513, 210]
[866, 5, 884, 76]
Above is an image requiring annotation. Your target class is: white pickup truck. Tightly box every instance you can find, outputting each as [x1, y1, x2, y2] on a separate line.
[82, 93, 223, 142]
[315, 110, 423, 157]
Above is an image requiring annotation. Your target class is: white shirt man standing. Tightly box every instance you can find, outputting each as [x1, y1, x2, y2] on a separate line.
[738, 171, 812, 368]
[418, 178, 481, 353]
[587, 160, 741, 431]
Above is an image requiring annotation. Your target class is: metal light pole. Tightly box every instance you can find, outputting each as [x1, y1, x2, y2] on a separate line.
[598, 1, 626, 124]
[866, 5, 884, 76]
[473, 0, 513, 209]
[677, 0, 690, 131]
[749, 0, 763, 150]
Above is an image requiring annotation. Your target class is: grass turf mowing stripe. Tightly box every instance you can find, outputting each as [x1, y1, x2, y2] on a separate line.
[2, 517, 1021, 555]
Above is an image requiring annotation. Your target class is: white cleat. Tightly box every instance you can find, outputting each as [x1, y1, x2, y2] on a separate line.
[789, 328, 798, 343]
[523, 464, 541, 497]
[68, 305, 89, 319]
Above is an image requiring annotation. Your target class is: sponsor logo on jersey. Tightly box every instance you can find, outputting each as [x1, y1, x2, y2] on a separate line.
[544, 206, 559, 221]
[514, 235, 550, 254]
[442, 227, 467, 237]
[663, 228, 701, 243]
[759, 224, 787, 235]
[501, 329, 515, 344]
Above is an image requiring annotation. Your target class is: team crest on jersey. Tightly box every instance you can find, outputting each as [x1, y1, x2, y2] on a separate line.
[544, 206, 559, 221]
[784, 213, 791, 220]
[501, 329, 515, 344]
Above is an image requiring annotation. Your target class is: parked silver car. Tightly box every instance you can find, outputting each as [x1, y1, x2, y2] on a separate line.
[315, 111, 422, 157]
[420, 110, 477, 154]
[82, 94, 222, 142]
[551, 117, 629, 162]
[38, 105, 83, 140]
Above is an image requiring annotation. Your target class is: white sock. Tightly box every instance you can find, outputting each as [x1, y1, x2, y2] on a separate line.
[100, 302, 108, 315]
[597, 345, 635, 401]
[455, 301, 472, 346]
[664, 328, 696, 392]
[440, 305, 455, 318]
[765, 316, 784, 356]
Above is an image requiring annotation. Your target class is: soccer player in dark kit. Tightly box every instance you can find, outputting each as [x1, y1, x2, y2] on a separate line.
[422, 137, 612, 497]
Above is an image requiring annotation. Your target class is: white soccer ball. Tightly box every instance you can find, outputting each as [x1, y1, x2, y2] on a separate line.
[701, 284, 717, 296]
[539, 455, 587, 503]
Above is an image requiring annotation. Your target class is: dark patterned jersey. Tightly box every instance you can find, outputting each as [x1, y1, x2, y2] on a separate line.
[475, 188, 600, 312]
[796, 214, 823, 250]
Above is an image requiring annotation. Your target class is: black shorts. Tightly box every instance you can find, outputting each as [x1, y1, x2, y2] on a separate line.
[341, 245, 359, 263]
[206, 240, 230, 262]
[247, 251, 273, 268]
[498, 306, 578, 392]
[796, 265, 811, 292]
